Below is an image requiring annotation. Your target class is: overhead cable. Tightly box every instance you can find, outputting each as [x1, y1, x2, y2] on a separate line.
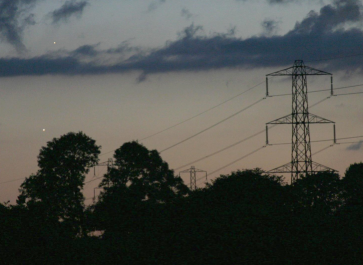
[268, 135, 363, 146]
[207, 146, 266, 177]
[312, 145, 334, 156]
[98, 81, 264, 158]
[269, 83, 363, 97]
[140, 81, 264, 141]
[335, 91, 363, 96]
[159, 97, 266, 153]
[174, 128, 267, 171]
[0, 177, 26, 185]
[175, 96, 329, 171]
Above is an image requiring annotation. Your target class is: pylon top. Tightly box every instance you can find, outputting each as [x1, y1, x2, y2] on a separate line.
[266, 60, 332, 76]
[294, 60, 304, 67]
[179, 166, 207, 173]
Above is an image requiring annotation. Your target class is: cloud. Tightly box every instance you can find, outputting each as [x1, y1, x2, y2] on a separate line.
[0, 0, 363, 80]
[51, 0, 89, 24]
[181, 8, 194, 20]
[0, 0, 38, 53]
[72, 44, 100, 57]
[268, 0, 297, 3]
[347, 141, 363, 150]
[291, 0, 362, 35]
[236, 0, 298, 4]
[261, 19, 280, 36]
[148, 0, 166, 12]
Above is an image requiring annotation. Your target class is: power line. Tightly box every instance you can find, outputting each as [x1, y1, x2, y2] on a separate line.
[2, 95, 333, 187]
[305, 139, 363, 158]
[98, 80, 361, 158]
[312, 145, 334, 156]
[84, 175, 103, 185]
[269, 83, 363, 97]
[140, 81, 264, 141]
[174, 128, 267, 171]
[97, 81, 264, 158]
[335, 84, 363, 90]
[268, 135, 363, 146]
[310, 97, 330, 108]
[185, 146, 266, 187]
[338, 141, 363, 145]
[186, 93, 336, 183]
[0, 177, 26, 185]
[175, 95, 330, 171]
[195, 140, 363, 185]
[84, 167, 106, 185]
[159, 97, 266, 153]
[1, 85, 357, 187]
[0, 170, 105, 186]
[336, 91, 363, 96]
[207, 146, 266, 177]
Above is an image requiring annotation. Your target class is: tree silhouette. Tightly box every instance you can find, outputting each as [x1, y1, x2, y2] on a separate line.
[17, 131, 100, 236]
[157, 169, 292, 264]
[291, 172, 343, 215]
[91, 141, 189, 238]
[342, 162, 363, 206]
[99, 141, 189, 202]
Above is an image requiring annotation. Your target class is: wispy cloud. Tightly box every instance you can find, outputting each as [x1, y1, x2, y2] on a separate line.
[0, 0, 362, 80]
[0, 0, 38, 53]
[347, 141, 363, 150]
[236, 0, 299, 4]
[261, 19, 280, 36]
[181, 8, 195, 20]
[268, 0, 298, 4]
[51, 0, 89, 24]
[147, 0, 166, 12]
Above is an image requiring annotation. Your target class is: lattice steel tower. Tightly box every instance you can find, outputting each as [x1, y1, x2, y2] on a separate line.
[179, 166, 207, 191]
[265, 60, 337, 183]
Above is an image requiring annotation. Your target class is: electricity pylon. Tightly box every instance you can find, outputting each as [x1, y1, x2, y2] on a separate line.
[179, 166, 207, 191]
[93, 158, 114, 203]
[265, 60, 337, 183]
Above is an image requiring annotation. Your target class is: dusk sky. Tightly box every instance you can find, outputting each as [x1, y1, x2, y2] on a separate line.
[1, 0, 363, 204]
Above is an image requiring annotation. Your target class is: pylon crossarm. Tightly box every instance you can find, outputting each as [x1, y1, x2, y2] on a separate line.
[179, 168, 192, 173]
[179, 168, 206, 173]
[311, 161, 337, 173]
[267, 66, 332, 76]
[267, 114, 293, 124]
[266, 162, 292, 174]
[308, 113, 335, 124]
[303, 66, 332, 76]
[266, 161, 337, 174]
[267, 113, 334, 124]
[266, 66, 295, 76]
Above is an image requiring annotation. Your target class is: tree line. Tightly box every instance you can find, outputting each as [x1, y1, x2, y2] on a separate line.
[1, 131, 363, 264]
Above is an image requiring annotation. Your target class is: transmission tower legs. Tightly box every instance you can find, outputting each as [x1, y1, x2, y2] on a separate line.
[179, 166, 207, 190]
[265, 60, 337, 183]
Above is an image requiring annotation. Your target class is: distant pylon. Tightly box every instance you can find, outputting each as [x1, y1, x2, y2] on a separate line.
[93, 158, 114, 203]
[179, 166, 207, 191]
[265, 60, 337, 183]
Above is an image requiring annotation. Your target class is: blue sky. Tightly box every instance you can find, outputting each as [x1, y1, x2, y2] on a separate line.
[1, 0, 363, 203]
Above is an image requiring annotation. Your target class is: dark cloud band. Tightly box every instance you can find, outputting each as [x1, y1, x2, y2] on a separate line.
[0, 0, 362, 78]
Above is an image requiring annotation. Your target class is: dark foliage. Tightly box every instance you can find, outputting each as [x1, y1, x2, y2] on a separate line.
[17, 131, 100, 236]
[2, 136, 363, 264]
